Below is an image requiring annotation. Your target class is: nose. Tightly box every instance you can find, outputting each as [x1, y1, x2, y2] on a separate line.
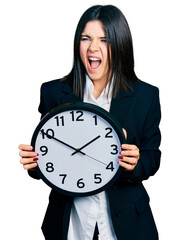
[88, 39, 99, 52]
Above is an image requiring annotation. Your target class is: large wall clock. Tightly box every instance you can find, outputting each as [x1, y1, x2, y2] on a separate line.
[31, 102, 125, 196]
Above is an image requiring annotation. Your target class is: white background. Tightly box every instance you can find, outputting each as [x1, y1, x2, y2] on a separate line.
[0, 0, 179, 239]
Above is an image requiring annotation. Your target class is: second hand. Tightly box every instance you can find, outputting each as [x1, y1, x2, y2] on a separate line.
[84, 154, 107, 166]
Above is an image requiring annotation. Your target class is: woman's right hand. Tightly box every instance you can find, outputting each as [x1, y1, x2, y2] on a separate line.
[19, 144, 38, 170]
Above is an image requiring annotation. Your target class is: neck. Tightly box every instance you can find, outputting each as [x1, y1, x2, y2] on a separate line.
[92, 81, 107, 99]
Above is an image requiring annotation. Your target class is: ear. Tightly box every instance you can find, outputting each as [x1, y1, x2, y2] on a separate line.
[122, 128, 127, 139]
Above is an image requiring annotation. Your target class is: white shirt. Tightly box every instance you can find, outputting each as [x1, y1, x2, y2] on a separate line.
[67, 75, 118, 240]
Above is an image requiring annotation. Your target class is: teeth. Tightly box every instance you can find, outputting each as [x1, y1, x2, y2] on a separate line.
[88, 57, 101, 61]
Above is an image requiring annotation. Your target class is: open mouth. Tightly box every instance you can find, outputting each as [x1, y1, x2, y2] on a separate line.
[88, 57, 101, 69]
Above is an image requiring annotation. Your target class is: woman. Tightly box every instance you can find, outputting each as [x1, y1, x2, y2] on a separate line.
[19, 5, 161, 240]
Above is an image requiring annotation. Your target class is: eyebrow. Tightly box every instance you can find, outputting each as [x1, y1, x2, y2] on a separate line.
[81, 35, 106, 39]
[81, 35, 90, 38]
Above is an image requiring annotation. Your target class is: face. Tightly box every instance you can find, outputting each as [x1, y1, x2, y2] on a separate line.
[80, 20, 110, 87]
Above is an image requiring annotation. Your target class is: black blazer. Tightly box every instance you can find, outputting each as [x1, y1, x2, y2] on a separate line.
[29, 79, 161, 240]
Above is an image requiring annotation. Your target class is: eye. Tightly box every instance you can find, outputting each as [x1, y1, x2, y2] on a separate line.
[80, 36, 91, 41]
[100, 37, 107, 43]
[81, 38, 90, 41]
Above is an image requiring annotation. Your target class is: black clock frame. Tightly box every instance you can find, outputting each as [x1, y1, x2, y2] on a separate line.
[31, 102, 126, 197]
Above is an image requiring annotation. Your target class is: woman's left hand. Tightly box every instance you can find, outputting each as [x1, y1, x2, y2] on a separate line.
[118, 144, 140, 171]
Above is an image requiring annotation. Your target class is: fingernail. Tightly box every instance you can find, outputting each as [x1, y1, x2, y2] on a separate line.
[33, 158, 38, 161]
[28, 146, 33, 150]
[120, 151, 125, 155]
[118, 156, 123, 159]
[33, 153, 38, 157]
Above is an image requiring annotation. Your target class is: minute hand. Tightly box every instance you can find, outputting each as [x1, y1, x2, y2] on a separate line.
[44, 133, 85, 155]
[71, 135, 101, 156]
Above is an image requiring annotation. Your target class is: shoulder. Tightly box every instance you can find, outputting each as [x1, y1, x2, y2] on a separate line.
[129, 80, 160, 105]
[38, 78, 73, 116]
[132, 80, 159, 96]
[130, 81, 161, 120]
[122, 80, 161, 114]
[40, 78, 73, 97]
[41, 79, 65, 93]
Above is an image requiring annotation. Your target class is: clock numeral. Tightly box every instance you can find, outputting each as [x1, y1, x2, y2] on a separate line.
[40, 146, 48, 156]
[77, 178, 85, 188]
[76, 111, 84, 121]
[105, 127, 113, 138]
[41, 129, 55, 139]
[59, 174, 67, 184]
[46, 162, 54, 172]
[93, 115, 98, 125]
[106, 162, 115, 171]
[110, 144, 118, 155]
[70, 111, 84, 121]
[94, 174, 102, 184]
[54, 116, 64, 126]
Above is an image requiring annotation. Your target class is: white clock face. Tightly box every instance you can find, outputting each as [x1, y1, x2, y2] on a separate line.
[32, 103, 124, 196]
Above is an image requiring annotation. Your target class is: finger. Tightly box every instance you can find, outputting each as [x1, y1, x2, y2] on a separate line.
[121, 150, 139, 158]
[118, 160, 135, 171]
[19, 151, 38, 158]
[122, 128, 127, 139]
[23, 162, 38, 170]
[119, 156, 137, 165]
[121, 144, 138, 150]
[20, 157, 38, 165]
[18, 144, 33, 151]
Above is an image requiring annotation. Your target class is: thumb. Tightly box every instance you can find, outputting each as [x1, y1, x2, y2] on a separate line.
[122, 128, 127, 139]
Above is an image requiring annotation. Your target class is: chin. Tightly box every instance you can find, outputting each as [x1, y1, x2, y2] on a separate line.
[88, 74, 101, 81]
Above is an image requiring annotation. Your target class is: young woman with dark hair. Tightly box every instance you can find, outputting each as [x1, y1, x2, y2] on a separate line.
[19, 5, 161, 240]
[66, 5, 138, 99]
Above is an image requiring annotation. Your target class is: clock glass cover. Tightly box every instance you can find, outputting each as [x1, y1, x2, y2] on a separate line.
[31, 102, 125, 196]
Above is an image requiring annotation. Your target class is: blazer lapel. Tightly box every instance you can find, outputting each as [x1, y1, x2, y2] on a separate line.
[110, 88, 135, 125]
[60, 81, 82, 105]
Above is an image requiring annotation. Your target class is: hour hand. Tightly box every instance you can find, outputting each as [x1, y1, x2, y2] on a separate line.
[71, 135, 101, 156]
[43, 132, 85, 155]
